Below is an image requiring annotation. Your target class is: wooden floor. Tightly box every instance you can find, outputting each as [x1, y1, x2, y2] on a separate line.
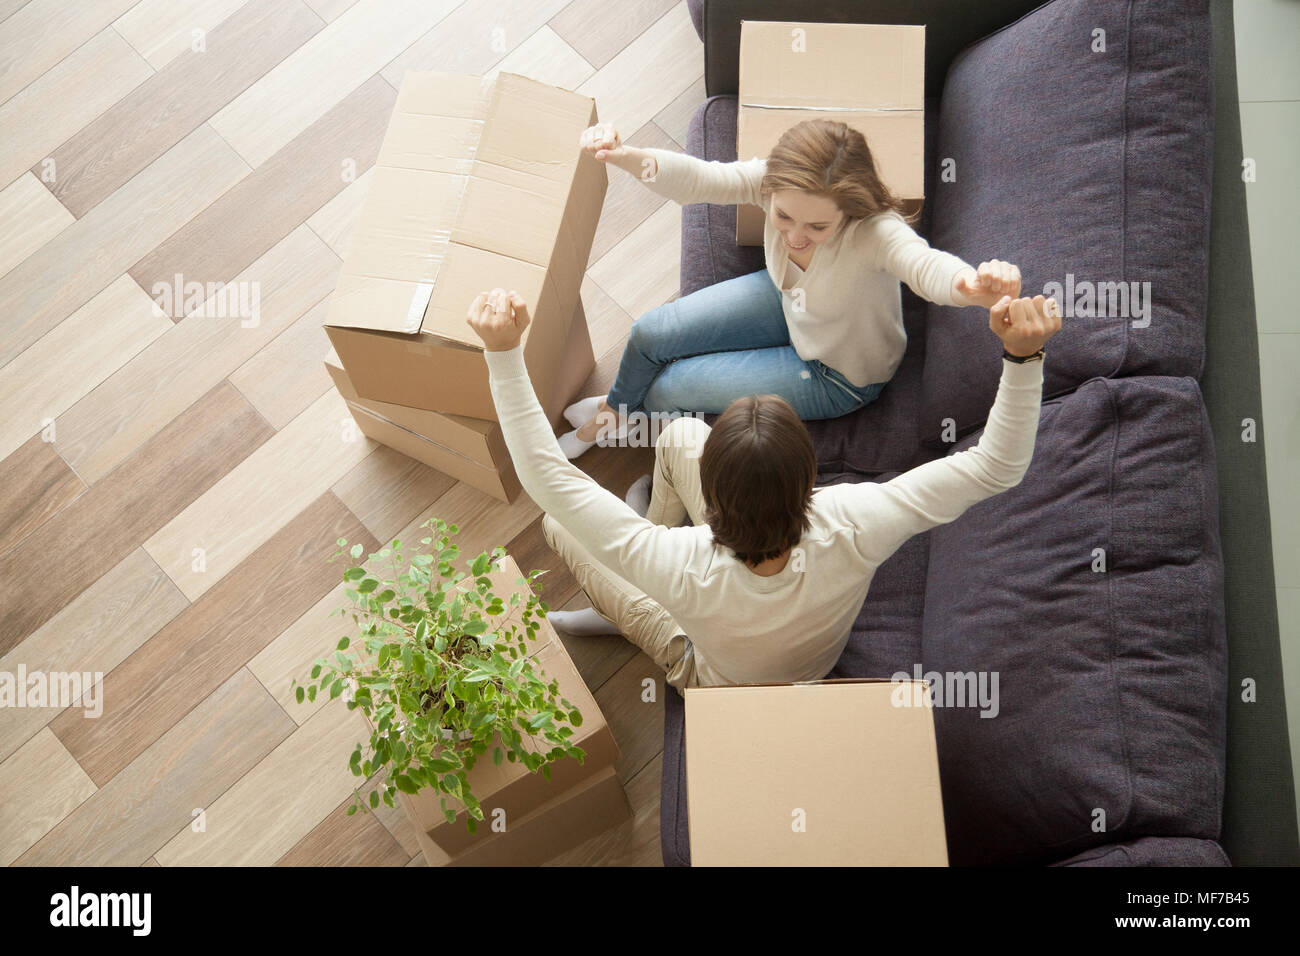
[0, 0, 706, 867]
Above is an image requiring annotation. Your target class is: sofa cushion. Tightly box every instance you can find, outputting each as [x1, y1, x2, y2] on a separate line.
[920, 0, 1213, 446]
[660, 471, 933, 867]
[803, 349, 938, 476]
[921, 374, 1226, 865]
[1051, 836, 1230, 866]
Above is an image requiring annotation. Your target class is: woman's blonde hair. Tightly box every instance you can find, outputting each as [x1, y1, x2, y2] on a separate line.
[760, 118, 918, 227]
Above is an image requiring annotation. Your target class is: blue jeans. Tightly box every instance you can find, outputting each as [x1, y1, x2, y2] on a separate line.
[606, 269, 887, 420]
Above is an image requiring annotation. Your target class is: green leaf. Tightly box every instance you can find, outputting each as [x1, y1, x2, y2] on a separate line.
[357, 578, 379, 594]
[350, 543, 364, 559]
[369, 790, 380, 809]
[394, 774, 419, 795]
[343, 567, 366, 581]
[294, 686, 305, 704]
[336, 636, 350, 651]
[493, 747, 504, 766]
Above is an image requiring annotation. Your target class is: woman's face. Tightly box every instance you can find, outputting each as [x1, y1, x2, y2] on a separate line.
[770, 189, 844, 252]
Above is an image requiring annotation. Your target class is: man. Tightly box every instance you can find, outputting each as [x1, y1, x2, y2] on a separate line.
[466, 287, 1061, 692]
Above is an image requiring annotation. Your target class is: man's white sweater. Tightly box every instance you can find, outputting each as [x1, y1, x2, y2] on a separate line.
[639, 147, 974, 387]
[485, 346, 1045, 685]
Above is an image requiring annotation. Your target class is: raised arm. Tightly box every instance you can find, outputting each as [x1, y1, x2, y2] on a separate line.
[871, 212, 1027, 311]
[821, 294, 1062, 564]
[580, 121, 765, 207]
[465, 288, 698, 607]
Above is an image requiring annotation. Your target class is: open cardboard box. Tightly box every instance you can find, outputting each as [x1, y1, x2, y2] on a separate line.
[736, 21, 925, 246]
[360, 554, 627, 863]
[685, 678, 948, 866]
[325, 70, 606, 420]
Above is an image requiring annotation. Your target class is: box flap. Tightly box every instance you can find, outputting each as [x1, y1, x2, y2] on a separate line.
[685, 680, 948, 865]
[476, 73, 596, 183]
[422, 243, 550, 350]
[739, 21, 925, 111]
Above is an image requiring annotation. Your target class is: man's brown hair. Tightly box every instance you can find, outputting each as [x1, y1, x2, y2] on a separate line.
[699, 395, 817, 565]
[762, 118, 918, 226]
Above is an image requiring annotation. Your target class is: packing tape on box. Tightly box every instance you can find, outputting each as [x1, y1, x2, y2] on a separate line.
[404, 72, 497, 334]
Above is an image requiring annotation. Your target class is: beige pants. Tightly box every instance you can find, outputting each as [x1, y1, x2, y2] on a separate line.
[541, 415, 732, 692]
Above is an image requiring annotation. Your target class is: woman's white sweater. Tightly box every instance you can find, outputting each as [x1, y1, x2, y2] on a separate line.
[638, 147, 974, 387]
[484, 345, 1045, 685]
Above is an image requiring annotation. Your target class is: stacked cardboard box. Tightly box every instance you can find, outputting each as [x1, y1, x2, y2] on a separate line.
[323, 70, 605, 501]
[685, 679, 949, 865]
[736, 21, 926, 246]
[366, 554, 630, 866]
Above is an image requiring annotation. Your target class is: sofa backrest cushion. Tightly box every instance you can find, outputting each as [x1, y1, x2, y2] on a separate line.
[920, 0, 1213, 445]
[921, 374, 1226, 865]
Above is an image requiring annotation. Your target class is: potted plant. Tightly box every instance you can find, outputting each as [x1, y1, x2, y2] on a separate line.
[292, 517, 587, 832]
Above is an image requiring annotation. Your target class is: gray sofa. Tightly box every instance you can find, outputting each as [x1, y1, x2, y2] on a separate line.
[658, 0, 1298, 866]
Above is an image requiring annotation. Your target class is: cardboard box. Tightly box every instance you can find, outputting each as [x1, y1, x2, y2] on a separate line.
[325, 70, 606, 419]
[685, 679, 949, 865]
[344, 400, 524, 503]
[736, 21, 925, 246]
[371, 554, 622, 859]
[325, 297, 595, 503]
[327, 352, 511, 471]
[414, 765, 631, 867]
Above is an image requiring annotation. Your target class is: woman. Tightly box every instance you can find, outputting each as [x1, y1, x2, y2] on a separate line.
[559, 118, 1021, 458]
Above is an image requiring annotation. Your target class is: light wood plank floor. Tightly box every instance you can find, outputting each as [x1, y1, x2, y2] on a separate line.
[0, 0, 700, 867]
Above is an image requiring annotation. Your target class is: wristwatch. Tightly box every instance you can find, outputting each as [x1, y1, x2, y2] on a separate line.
[1003, 348, 1045, 364]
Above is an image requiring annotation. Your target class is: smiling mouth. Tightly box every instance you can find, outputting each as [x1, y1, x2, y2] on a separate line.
[785, 238, 810, 250]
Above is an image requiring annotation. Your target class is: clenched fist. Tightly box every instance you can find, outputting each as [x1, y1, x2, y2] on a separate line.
[466, 288, 531, 352]
[953, 259, 1022, 308]
[989, 294, 1062, 358]
[580, 122, 655, 180]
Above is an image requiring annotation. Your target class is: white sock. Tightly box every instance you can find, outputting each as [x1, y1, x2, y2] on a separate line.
[625, 474, 651, 517]
[546, 607, 621, 636]
[564, 395, 605, 429]
[558, 429, 596, 460]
